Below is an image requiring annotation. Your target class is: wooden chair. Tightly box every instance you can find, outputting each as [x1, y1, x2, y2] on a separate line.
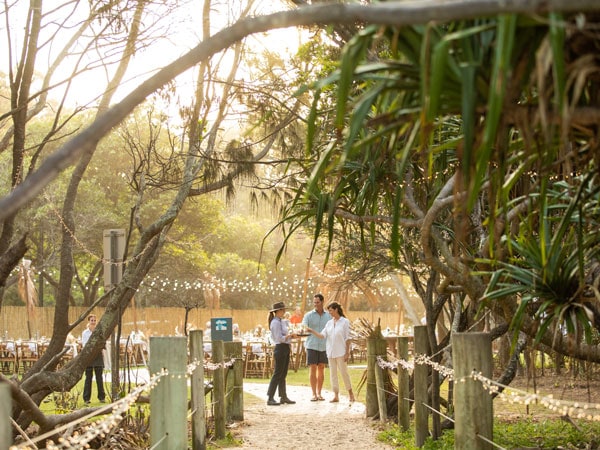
[18, 341, 39, 373]
[119, 341, 136, 367]
[290, 338, 306, 372]
[0, 341, 18, 375]
[350, 338, 367, 363]
[244, 342, 271, 378]
[37, 342, 49, 357]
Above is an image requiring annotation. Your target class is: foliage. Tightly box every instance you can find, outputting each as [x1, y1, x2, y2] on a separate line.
[481, 174, 600, 346]
[278, 6, 600, 366]
[207, 431, 243, 449]
[379, 418, 600, 449]
[52, 390, 80, 414]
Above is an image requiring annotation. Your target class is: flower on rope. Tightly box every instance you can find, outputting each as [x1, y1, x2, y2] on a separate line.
[470, 370, 600, 420]
[203, 357, 236, 371]
[414, 353, 454, 380]
[376, 355, 414, 372]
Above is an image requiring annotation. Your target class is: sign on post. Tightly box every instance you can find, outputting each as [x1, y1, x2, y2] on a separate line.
[211, 318, 232, 342]
[103, 229, 125, 291]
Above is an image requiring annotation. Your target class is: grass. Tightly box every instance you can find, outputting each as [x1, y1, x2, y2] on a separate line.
[378, 417, 600, 449]
[37, 364, 600, 449]
[35, 357, 600, 450]
[243, 363, 368, 402]
[37, 363, 367, 416]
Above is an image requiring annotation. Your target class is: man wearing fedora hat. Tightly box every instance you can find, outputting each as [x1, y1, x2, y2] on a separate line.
[266, 301, 298, 406]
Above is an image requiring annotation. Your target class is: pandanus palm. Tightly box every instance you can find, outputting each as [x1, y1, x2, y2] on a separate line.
[279, 12, 600, 350]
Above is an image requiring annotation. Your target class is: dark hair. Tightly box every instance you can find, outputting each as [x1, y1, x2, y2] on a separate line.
[268, 311, 276, 327]
[313, 293, 324, 303]
[326, 301, 345, 317]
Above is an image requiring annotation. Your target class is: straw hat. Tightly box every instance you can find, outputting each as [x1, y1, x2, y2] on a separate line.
[269, 301, 286, 312]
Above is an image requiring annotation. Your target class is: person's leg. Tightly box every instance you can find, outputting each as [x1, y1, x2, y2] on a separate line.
[278, 344, 293, 402]
[328, 357, 340, 402]
[94, 366, 106, 401]
[339, 361, 355, 402]
[267, 345, 285, 404]
[83, 367, 93, 403]
[306, 349, 318, 399]
[309, 364, 318, 398]
[316, 362, 326, 399]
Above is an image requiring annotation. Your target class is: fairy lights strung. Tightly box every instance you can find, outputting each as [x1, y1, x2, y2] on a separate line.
[138, 274, 322, 299]
[23, 259, 410, 304]
[471, 371, 600, 421]
[310, 261, 346, 279]
[378, 353, 600, 421]
[10, 356, 238, 449]
[135, 273, 408, 301]
[10, 369, 167, 450]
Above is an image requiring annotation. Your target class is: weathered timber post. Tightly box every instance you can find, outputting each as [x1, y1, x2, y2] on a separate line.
[374, 354, 388, 421]
[366, 325, 388, 418]
[397, 336, 410, 431]
[189, 330, 206, 450]
[453, 332, 493, 450]
[212, 340, 226, 439]
[149, 337, 188, 450]
[414, 325, 430, 447]
[0, 383, 11, 450]
[223, 341, 243, 421]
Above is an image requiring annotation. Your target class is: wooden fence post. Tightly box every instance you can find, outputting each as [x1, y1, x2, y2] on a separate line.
[366, 327, 388, 418]
[0, 383, 11, 450]
[453, 332, 493, 450]
[414, 325, 430, 447]
[224, 341, 243, 421]
[212, 340, 226, 439]
[189, 330, 206, 450]
[374, 358, 388, 422]
[149, 336, 188, 450]
[397, 336, 410, 431]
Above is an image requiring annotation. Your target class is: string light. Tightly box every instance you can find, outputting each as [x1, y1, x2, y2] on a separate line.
[10, 355, 238, 449]
[377, 353, 600, 420]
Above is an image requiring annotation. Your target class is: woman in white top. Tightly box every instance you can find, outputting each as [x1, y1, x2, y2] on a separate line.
[307, 301, 355, 403]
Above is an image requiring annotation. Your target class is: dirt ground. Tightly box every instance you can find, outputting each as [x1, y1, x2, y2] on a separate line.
[234, 373, 600, 449]
[236, 383, 392, 449]
[494, 373, 600, 420]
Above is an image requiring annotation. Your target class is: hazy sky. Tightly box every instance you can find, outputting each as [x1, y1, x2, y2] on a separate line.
[0, 1, 302, 110]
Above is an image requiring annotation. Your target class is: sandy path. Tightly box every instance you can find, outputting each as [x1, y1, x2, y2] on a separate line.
[236, 383, 393, 449]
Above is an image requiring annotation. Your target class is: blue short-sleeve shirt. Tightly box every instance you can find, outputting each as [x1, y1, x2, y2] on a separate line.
[302, 309, 331, 351]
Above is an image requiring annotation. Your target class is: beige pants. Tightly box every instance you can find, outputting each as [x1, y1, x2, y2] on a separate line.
[328, 356, 352, 395]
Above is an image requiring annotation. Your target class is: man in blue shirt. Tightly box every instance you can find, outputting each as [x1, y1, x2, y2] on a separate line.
[302, 293, 331, 401]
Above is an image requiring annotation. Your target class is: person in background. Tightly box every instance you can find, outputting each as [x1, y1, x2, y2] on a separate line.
[203, 320, 212, 357]
[306, 301, 355, 403]
[81, 314, 106, 405]
[254, 324, 264, 337]
[204, 320, 212, 340]
[302, 294, 331, 401]
[290, 307, 303, 326]
[232, 323, 241, 340]
[266, 301, 297, 406]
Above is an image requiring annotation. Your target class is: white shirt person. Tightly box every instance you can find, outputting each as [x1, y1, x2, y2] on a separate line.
[307, 301, 355, 403]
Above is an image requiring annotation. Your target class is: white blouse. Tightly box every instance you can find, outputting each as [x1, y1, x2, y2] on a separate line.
[320, 316, 351, 359]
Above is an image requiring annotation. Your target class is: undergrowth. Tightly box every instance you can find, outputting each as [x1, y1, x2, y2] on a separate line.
[379, 418, 600, 449]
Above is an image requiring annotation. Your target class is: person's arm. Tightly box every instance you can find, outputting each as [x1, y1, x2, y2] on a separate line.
[343, 319, 351, 361]
[271, 319, 296, 344]
[81, 328, 90, 346]
[307, 320, 327, 339]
